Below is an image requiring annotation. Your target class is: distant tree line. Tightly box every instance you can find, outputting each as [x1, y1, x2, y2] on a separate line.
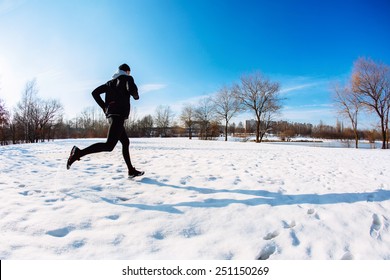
[1, 58, 389, 148]
[1, 79, 63, 145]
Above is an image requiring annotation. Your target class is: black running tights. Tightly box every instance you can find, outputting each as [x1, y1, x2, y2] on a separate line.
[79, 117, 133, 170]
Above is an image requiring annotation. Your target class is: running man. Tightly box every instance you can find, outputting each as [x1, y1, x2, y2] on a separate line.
[67, 63, 144, 178]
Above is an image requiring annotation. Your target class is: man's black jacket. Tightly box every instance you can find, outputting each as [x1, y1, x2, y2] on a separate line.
[92, 75, 139, 119]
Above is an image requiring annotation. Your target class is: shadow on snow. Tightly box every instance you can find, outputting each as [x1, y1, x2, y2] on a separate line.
[101, 177, 390, 214]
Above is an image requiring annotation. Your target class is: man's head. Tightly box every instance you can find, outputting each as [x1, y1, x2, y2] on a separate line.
[119, 63, 131, 74]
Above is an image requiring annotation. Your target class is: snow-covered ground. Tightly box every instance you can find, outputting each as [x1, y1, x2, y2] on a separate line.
[0, 138, 389, 260]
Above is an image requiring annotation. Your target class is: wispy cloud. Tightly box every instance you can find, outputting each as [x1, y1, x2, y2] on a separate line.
[277, 74, 334, 95]
[139, 83, 167, 94]
[280, 82, 319, 94]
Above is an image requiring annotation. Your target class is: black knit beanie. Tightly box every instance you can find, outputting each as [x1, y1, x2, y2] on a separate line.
[119, 63, 131, 72]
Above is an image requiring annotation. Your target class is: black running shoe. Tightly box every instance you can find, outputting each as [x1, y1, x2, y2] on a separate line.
[67, 146, 80, 170]
[128, 167, 144, 178]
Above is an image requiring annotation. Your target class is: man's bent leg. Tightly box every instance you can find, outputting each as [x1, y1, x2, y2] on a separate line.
[119, 128, 133, 170]
[119, 126, 144, 177]
[78, 117, 124, 158]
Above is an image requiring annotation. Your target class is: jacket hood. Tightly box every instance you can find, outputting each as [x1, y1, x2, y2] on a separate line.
[112, 70, 129, 79]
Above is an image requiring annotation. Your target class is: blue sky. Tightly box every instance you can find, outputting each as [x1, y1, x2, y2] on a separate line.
[1, 0, 389, 126]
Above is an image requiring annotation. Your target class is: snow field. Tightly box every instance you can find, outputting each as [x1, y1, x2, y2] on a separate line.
[0, 138, 389, 259]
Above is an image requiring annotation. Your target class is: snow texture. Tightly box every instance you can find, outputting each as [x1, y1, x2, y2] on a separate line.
[0, 138, 389, 260]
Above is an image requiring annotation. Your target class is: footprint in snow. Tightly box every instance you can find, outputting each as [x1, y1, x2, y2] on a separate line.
[307, 208, 320, 220]
[181, 227, 201, 238]
[19, 190, 42, 196]
[290, 230, 300, 246]
[233, 177, 241, 185]
[180, 176, 192, 185]
[106, 214, 120, 220]
[282, 220, 296, 229]
[46, 226, 74, 238]
[223, 251, 235, 260]
[19, 191, 30, 196]
[263, 230, 279, 240]
[112, 234, 125, 246]
[208, 176, 218, 181]
[90, 186, 103, 192]
[281, 220, 300, 246]
[307, 208, 315, 215]
[256, 242, 277, 260]
[44, 198, 59, 203]
[341, 252, 354, 260]
[152, 231, 165, 240]
[72, 240, 86, 249]
[370, 214, 382, 239]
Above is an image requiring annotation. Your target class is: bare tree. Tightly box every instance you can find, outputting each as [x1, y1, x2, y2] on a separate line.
[77, 106, 107, 138]
[125, 106, 138, 133]
[234, 72, 282, 143]
[259, 102, 282, 142]
[180, 104, 196, 139]
[0, 98, 10, 145]
[352, 57, 390, 149]
[333, 83, 361, 148]
[154, 105, 174, 137]
[213, 85, 242, 141]
[14, 79, 40, 143]
[13, 79, 64, 142]
[0, 99, 9, 125]
[38, 99, 63, 141]
[236, 121, 245, 134]
[388, 98, 390, 148]
[134, 114, 154, 137]
[194, 97, 216, 140]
